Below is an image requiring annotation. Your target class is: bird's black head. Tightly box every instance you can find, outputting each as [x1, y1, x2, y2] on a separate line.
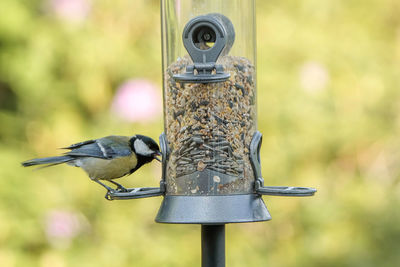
[129, 135, 161, 164]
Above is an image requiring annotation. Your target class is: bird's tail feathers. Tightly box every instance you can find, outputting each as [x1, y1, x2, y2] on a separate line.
[21, 156, 73, 168]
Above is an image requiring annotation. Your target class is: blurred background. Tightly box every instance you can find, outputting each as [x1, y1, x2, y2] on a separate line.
[1, 0, 400, 266]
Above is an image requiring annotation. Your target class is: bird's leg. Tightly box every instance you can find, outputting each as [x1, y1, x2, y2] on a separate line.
[94, 179, 115, 192]
[109, 180, 129, 192]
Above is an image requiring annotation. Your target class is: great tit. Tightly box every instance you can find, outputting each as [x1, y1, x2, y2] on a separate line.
[22, 135, 161, 192]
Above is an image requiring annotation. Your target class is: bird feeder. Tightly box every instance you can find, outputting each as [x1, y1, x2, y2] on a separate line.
[107, 0, 316, 265]
[155, 0, 316, 224]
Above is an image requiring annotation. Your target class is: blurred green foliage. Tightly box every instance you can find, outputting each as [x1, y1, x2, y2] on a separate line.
[1, 0, 400, 266]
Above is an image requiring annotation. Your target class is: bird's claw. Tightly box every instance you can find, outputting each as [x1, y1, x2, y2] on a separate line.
[105, 190, 114, 200]
[108, 180, 129, 192]
[115, 185, 129, 193]
[104, 186, 130, 200]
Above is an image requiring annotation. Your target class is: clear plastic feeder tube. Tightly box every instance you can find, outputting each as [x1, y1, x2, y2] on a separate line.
[161, 0, 257, 195]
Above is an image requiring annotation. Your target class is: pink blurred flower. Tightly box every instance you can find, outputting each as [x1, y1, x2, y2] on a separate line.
[48, 0, 91, 22]
[299, 61, 330, 93]
[111, 79, 162, 122]
[175, 0, 181, 18]
[44, 210, 89, 248]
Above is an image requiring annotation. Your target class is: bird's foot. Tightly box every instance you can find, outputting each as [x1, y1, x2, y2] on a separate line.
[115, 185, 129, 192]
[105, 190, 115, 200]
[109, 180, 129, 192]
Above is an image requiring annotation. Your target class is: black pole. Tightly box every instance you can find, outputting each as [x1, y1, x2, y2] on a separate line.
[201, 224, 226, 267]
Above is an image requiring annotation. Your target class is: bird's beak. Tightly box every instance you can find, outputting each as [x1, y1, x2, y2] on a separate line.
[153, 151, 162, 162]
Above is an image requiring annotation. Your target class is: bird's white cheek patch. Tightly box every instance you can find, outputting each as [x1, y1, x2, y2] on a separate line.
[134, 139, 154, 156]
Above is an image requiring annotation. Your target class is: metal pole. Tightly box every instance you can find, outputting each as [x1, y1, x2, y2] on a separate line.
[201, 224, 225, 267]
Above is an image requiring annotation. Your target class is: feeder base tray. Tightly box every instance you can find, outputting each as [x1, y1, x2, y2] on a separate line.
[155, 194, 271, 224]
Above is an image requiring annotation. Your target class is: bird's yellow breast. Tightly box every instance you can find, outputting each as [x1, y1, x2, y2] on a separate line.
[80, 154, 138, 180]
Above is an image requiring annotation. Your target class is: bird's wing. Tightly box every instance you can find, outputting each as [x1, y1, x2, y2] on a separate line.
[65, 135, 132, 159]
[96, 136, 132, 158]
[62, 139, 96, 149]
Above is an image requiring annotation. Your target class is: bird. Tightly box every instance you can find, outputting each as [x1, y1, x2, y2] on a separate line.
[22, 134, 161, 193]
